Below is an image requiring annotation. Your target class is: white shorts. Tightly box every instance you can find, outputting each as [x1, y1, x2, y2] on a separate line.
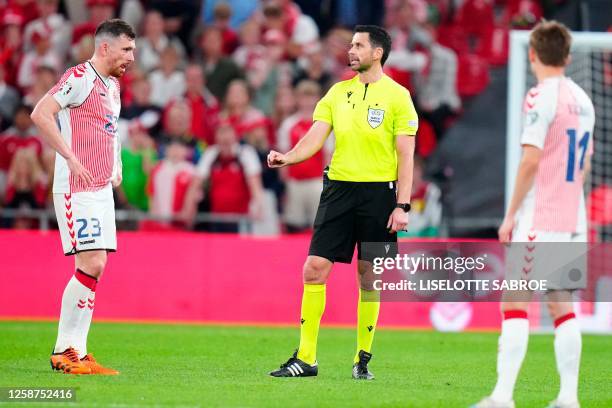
[509, 196, 587, 291]
[53, 185, 117, 255]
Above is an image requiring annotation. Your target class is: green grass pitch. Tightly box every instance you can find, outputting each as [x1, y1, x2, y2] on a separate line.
[1, 321, 610, 407]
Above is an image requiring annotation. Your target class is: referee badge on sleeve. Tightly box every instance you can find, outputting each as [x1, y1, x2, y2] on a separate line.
[367, 108, 385, 129]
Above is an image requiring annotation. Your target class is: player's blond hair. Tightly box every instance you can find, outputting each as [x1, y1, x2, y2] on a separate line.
[529, 19, 572, 67]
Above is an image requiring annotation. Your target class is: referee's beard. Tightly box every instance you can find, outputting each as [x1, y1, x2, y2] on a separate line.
[354, 62, 372, 73]
[349, 57, 373, 73]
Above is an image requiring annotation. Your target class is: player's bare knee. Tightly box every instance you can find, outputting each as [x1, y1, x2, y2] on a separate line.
[81, 261, 105, 279]
[357, 261, 375, 290]
[76, 252, 107, 279]
[546, 301, 574, 320]
[302, 257, 331, 284]
[501, 302, 529, 312]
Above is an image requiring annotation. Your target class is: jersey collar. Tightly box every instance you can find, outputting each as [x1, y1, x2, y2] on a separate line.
[87, 61, 110, 88]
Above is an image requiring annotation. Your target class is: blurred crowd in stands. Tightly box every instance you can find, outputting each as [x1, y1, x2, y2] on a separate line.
[0, 0, 568, 235]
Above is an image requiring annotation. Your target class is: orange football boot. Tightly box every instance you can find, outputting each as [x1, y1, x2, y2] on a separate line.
[50, 348, 92, 374]
[80, 354, 119, 375]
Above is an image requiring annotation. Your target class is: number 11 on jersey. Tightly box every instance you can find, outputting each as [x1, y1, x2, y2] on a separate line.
[566, 128, 590, 182]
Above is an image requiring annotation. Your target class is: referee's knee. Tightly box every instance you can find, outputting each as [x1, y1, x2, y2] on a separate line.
[302, 256, 331, 284]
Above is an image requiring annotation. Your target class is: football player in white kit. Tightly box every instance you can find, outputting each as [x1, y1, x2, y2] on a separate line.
[473, 21, 595, 408]
[31, 19, 135, 375]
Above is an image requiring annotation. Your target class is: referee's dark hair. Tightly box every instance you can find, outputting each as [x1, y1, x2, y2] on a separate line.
[95, 19, 136, 41]
[354, 25, 392, 66]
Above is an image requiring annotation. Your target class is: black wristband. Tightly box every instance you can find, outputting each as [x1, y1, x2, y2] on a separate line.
[396, 203, 411, 213]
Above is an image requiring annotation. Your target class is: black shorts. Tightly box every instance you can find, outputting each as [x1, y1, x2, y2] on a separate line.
[308, 172, 398, 264]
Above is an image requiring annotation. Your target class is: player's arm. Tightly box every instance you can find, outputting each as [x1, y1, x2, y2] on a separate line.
[396, 136, 415, 204]
[388, 88, 419, 232]
[388, 135, 415, 232]
[499, 86, 552, 242]
[112, 138, 122, 187]
[498, 145, 541, 243]
[31, 94, 93, 185]
[583, 153, 592, 187]
[267, 121, 332, 168]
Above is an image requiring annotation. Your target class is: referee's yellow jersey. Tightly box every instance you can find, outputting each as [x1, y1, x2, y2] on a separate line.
[313, 74, 418, 182]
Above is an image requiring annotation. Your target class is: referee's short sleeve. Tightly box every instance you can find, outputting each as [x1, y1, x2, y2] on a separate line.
[312, 86, 334, 125]
[393, 88, 418, 136]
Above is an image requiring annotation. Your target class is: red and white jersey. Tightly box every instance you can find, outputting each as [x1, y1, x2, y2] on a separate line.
[520, 76, 595, 233]
[148, 160, 195, 218]
[49, 61, 121, 194]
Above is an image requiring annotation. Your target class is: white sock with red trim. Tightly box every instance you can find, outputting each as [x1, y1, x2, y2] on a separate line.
[54, 269, 97, 357]
[490, 310, 529, 403]
[554, 313, 581, 404]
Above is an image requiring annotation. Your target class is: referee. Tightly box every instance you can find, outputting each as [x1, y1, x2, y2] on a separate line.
[268, 25, 417, 379]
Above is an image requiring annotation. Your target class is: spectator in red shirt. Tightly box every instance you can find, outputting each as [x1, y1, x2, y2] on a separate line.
[147, 139, 195, 229]
[182, 123, 264, 233]
[0, 104, 42, 195]
[5, 0, 38, 24]
[17, 24, 61, 90]
[70, 0, 116, 62]
[258, 0, 319, 59]
[23, 0, 71, 59]
[4, 148, 48, 229]
[183, 63, 220, 145]
[213, 2, 239, 56]
[232, 19, 266, 72]
[222, 79, 270, 149]
[276, 80, 329, 232]
[23, 64, 57, 107]
[0, 9, 25, 87]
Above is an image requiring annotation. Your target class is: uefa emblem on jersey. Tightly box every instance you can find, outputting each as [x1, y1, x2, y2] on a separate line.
[367, 107, 385, 129]
[59, 81, 72, 96]
[526, 111, 538, 126]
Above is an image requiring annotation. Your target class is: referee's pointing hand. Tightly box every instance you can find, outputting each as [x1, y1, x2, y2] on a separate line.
[267, 150, 289, 168]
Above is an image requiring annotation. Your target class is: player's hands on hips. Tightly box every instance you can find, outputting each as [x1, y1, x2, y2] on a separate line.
[387, 207, 408, 233]
[67, 156, 94, 186]
[267, 150, 289, 168]
[111, 172, 122, 188]
[498, 216, 515, 243]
